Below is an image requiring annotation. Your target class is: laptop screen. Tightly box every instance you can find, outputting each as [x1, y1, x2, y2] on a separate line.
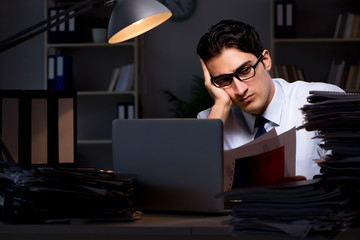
[112, 118, 224, 213]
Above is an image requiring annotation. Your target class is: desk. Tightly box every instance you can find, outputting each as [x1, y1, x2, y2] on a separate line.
[0, 214, 359, 240]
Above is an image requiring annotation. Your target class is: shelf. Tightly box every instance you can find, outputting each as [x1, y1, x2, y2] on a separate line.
[270, 0, 360, 85]
[47, 41, 137, 48]
[45, 0, 141, 169]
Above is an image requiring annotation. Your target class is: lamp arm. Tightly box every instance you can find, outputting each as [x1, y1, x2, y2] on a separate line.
[0, 0, 115, 53]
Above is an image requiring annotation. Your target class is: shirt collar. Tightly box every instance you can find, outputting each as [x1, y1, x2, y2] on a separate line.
[242, 80, 283, 132]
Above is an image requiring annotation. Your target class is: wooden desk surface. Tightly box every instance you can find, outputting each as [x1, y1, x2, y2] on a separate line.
[0, 213, 359, 240]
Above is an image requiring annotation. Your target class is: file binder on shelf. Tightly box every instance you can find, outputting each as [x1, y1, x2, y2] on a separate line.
[47, 54, 73, 91]
[47, 7, 79, 43]
[67, 10, 77, 42]
[47, 55, 56, 90]
[274, 0, 296, 38]
[117, 102, 135, 119]
[0, 90, 77, 167]
[55, 54, 73, 90]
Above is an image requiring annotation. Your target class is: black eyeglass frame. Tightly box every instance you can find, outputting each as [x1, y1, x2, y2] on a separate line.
[210, 54, 263, 88]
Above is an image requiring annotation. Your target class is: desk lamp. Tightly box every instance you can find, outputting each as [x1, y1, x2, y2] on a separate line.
[0, 0, 172, 53]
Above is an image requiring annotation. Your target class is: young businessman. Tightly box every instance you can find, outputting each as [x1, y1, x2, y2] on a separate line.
[196, 20, 343, 179]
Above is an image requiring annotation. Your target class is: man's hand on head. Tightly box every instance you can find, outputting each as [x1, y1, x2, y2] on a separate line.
[200, 58, 233, 124]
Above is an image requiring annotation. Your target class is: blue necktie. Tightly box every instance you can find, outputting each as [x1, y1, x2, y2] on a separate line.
[254, 116, 267, 139]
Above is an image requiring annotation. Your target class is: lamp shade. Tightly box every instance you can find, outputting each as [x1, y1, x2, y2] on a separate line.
[108, 0, 172, 43]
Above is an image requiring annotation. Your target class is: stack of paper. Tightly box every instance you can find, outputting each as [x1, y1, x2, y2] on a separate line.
[299, 91, 360, 183]
[0, 138, 138, 224]
[217, 91, 360, 239]
[218, 179, 356, 239]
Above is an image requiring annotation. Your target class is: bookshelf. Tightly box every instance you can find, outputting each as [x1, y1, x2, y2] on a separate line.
[44, 0, 141, 169]
[270, 0, 360, 91]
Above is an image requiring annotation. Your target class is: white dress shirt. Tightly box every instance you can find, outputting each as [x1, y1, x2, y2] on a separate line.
[198, 78, 343, 179]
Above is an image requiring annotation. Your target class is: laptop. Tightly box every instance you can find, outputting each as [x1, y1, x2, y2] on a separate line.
[112, 118, 224, 213]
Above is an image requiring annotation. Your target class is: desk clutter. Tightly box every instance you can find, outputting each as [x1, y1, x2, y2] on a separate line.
[218, 91, 360, 239]
[0, 138, 137, 224]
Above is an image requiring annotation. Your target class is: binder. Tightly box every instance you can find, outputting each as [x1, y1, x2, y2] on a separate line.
[117, 102, 135, 119]
[47, 7, 78, 43]
[47, 55, 56, 90]
[127, 104, 135, 119]
[58, 9, 66, 33]
[47, 7, 67, 43]
[274, 0, 296, 38]
[55, 54, 73, 90]
[47, 7, 59, 43]
[117, 103, 126, 119]
[0, 90, 77, 167]
[66, 10, 77, 43]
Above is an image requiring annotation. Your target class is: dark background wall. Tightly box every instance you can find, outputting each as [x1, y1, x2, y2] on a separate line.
[0, 0, 270, 118]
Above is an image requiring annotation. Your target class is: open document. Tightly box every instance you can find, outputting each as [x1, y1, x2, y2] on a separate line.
[223, 127, 296, 191]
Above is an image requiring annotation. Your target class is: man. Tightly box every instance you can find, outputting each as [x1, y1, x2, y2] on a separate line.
[196, 20, 343, 179]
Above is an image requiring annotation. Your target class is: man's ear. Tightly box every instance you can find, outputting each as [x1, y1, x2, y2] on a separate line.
[262, 50, 272, 72]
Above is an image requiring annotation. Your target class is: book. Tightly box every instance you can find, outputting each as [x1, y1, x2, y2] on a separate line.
[333, 14, 344, 38]
[108, 67, 122, 91]
[327, 60, 347, 87]
[333, 60, 346, 87]
[344, 64, 359, 90]
[114, 64, 134, 92]
[343, 13, 356, 39]
[333, 13, 360, 39]
[275, 64, 305, 82]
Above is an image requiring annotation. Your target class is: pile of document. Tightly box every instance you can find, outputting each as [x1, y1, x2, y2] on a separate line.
[0, 138, 137, 224]
[218, 91, 360, 239]
[299, 91, 360, 183]
[218, 179, 355, 239]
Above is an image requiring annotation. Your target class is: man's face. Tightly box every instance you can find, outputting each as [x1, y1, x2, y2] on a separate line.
[206, 48, 275, 115]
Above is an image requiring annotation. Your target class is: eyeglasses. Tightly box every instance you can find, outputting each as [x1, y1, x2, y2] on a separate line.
[210, 55, 263, 88]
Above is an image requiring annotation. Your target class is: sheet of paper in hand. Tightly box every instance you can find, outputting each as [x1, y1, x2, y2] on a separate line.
[224, 127, 296, 191]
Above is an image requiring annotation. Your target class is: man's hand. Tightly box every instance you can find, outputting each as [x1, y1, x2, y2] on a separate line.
[200, 58, 231, 105]
[200, 59, 232, 124]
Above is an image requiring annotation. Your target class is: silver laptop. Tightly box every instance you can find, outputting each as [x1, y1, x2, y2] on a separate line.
[112, 118, 224, 213]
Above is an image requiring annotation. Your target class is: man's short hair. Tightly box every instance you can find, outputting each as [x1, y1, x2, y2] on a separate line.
[197, 20, 264, 62]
